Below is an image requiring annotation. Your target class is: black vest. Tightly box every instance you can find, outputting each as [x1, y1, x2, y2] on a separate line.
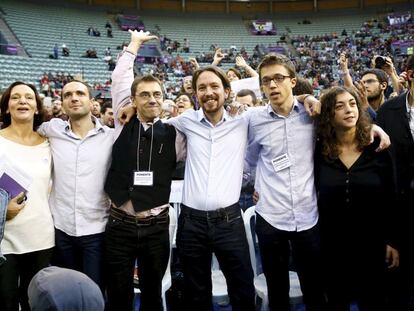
[105, 118, 176, 212]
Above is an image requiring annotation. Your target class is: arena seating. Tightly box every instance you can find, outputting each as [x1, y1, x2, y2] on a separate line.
[0, 0, 410, 93]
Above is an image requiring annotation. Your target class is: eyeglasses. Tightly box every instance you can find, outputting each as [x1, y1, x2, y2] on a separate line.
[261, 74, 291, 86]
[361, 79, 379, 85]
[135, 91, 163, 100]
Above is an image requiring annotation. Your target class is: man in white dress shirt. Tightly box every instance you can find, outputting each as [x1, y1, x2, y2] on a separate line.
[37, 80, 117, 290]
[167, 66, 255, 311]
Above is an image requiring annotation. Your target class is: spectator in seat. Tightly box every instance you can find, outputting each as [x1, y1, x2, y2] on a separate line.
[62, 44, 70, 57]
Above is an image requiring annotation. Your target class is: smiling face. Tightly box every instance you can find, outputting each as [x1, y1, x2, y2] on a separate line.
[175, 94, 193, 114]
[196, 71, 230, 115]
[62, 81, 93, 121]
[332, 91, 359, 131]
[7, 84, 38, 125]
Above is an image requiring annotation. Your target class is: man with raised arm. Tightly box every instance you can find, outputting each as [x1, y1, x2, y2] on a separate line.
[104, 30, 185, 311]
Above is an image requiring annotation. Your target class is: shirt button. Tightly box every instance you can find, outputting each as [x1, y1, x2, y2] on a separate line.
[141, 137, 146, 142]
[129, 187, 134, 191]
[345, 189, 349, 193]
[346, 172, 350, 176]
[139, 149, 144, 154]
[346, 198, 350, 203]
[345, 179, 349, 184]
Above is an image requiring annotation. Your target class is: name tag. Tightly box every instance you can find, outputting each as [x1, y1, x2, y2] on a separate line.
[133, 171, 153, 186]
[272, 153, 291, 172]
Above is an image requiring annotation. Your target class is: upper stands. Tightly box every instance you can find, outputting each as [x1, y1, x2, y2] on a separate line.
[0, 0, 411, 94]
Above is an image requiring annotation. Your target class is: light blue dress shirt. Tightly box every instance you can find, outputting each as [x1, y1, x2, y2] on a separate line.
[246, 100, 318, 232]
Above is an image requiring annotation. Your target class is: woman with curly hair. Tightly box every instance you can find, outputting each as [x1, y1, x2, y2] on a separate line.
[315, 86, 399, 311]
[0, 82, 54, 311]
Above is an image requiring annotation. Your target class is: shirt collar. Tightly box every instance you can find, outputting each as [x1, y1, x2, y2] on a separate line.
[197, 108, 228, 126]
[64, 116, 106, 135]
[139, 117, 160, 130]
[267, 98, 300, 118]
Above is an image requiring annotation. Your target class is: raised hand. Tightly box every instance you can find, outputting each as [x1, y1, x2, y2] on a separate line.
[353, 80, 369, 110]
[128, 29, 158, 45]
[339, 52, 348, 71]
[189, 57, 200, 70]
[212, 48, 225, 65]
[235, 56, 248, 68]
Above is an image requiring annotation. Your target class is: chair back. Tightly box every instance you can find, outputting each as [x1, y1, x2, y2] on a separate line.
[243, 206, 258, 277]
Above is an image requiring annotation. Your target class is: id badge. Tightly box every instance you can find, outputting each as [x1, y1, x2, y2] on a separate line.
[133, 171, 153, 186]
[271, 153, 291, 172]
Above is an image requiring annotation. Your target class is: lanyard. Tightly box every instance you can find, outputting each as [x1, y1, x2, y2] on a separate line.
[136, 122, 154, 171]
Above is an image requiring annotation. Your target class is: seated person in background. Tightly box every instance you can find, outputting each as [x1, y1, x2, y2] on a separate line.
[62, 44, 70, 57]
[84, 48, 98, 58]
[28, 266, 104, 311]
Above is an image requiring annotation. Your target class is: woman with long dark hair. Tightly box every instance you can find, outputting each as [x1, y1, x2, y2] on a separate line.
[0, 82, 54, 311]
[315, 86, 399, 311]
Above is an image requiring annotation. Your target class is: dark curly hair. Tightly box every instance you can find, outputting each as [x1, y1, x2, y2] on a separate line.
[318, 86, 372, 159]
[0, 81, 44, 130]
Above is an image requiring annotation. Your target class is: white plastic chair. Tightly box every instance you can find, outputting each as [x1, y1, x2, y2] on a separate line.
[211, 253, 229, 305]
[243, 206, 303, 311]
[134, 206, 177, 311]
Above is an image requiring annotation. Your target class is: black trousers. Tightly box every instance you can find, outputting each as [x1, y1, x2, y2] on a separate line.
[256, 214, 327, 311]
[105, 212, 170, 311]
[0, 248, 53, 311]
[176, 204, 255, 311]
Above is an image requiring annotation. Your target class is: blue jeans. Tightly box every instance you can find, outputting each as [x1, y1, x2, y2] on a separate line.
[0, 188, 9, 266]
[53, 229, 105, 290]
[256, 214, 327, 311]
[177, 204, 255, 311]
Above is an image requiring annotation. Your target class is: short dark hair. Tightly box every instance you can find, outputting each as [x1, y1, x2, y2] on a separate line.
[361, 69, 388, 86]
[293, 77, 313, 96]
[236, 89, 257, 105]
[318, 86, 372, 159]
[100, 101, 112, 114]
[257, 53, 296, 83]
[192, 66, 231, 92]
[62, 80, 93, 100]
[131, 75, 163, 97]
[0, 81, 44, 130]
[226, 68, 242, 79]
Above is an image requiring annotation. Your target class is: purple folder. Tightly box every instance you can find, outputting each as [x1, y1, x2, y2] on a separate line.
[0, 173, 27, 198]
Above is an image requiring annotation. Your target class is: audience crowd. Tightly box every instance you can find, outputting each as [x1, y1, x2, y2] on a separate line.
[1, 13, 414, 311]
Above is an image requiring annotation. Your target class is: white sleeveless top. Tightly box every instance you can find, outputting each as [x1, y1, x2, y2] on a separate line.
[0, 136, 55, 254]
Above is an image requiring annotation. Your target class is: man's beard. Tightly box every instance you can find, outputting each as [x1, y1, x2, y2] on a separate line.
[367, 89, 382, 102]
